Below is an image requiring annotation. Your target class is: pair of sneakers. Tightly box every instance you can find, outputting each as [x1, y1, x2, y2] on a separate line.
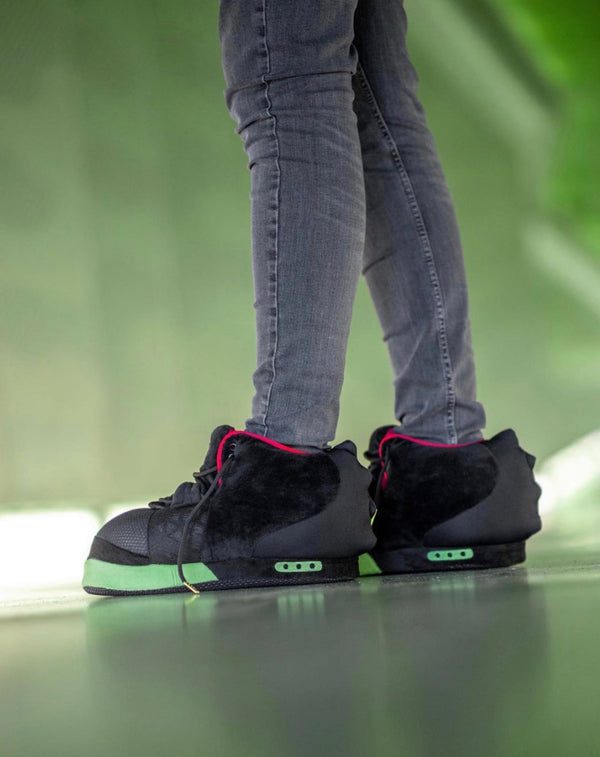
[83, 423, 542, 596]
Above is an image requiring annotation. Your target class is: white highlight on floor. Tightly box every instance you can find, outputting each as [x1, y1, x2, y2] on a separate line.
[0, 509, 100, 595]
[535, 428, 600, 515]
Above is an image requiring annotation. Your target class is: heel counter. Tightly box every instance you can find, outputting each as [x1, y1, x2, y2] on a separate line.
[253, 447, 376, 559]
[423, 429, 542, 547]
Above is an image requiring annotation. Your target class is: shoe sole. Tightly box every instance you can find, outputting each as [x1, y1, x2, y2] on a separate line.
[82, 556, 358, 596]
[359, 541, 526, 575]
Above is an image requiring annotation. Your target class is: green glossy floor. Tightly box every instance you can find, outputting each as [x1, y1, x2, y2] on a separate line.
[2, 530, 599, 757]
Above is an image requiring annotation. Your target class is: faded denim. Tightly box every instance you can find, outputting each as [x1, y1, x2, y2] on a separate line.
[218, 0, 487, 447]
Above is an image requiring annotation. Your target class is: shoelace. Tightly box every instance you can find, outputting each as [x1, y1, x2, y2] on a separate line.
[148, 443, 237, 594]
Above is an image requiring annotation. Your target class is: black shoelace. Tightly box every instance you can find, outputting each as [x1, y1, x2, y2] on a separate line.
[148, 444, 236, 594]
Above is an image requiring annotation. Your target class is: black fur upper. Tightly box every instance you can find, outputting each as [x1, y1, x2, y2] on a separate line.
[145, 432, 341, 563]
[367, 431, 499, 549]
[365, 426, 542, 550]
[202, 435, 340, 560]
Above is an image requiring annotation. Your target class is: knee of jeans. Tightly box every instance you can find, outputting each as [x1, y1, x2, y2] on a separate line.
[225, 69, 356, 135]
[220, 94, 262, 136]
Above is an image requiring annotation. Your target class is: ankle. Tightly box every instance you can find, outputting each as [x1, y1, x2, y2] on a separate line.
[241, 428, 327, 453]
[286, 443, 327, 453]
[392, 426, 484, 446]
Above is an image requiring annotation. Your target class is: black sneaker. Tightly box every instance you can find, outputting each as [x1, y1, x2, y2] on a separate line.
[359, 426, 542, 575]
[83, 424, 377, 595]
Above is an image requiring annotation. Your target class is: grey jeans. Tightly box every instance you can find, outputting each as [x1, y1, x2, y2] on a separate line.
[218, 0, 487, 447]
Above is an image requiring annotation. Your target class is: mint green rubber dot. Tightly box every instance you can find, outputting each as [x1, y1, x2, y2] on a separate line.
[427, 548, 474, 562]
[274, 561, 322, 573]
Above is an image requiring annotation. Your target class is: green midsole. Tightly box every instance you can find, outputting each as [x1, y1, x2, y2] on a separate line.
[82, 558, 218, 591]
[358, 553, 382, 576]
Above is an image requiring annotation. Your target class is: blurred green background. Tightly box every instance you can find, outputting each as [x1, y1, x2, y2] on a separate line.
[1, 0, 598, 509]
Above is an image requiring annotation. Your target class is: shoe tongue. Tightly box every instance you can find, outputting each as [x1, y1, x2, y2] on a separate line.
[364, 424, 395, 460]
[199, 424, 235, 471]
[334, 439, 357, 455]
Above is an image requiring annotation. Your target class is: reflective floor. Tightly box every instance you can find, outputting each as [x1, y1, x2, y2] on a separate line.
[2, 531, 600, 757]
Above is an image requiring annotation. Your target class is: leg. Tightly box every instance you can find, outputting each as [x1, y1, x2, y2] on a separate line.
[352, 0, 486, 443]
[218, 0, 365, 448]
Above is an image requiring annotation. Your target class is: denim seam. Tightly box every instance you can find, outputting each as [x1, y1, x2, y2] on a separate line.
[362, 252, 391, 277]
[259, 0, 280, 438]
[355, 62, 457, 443]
